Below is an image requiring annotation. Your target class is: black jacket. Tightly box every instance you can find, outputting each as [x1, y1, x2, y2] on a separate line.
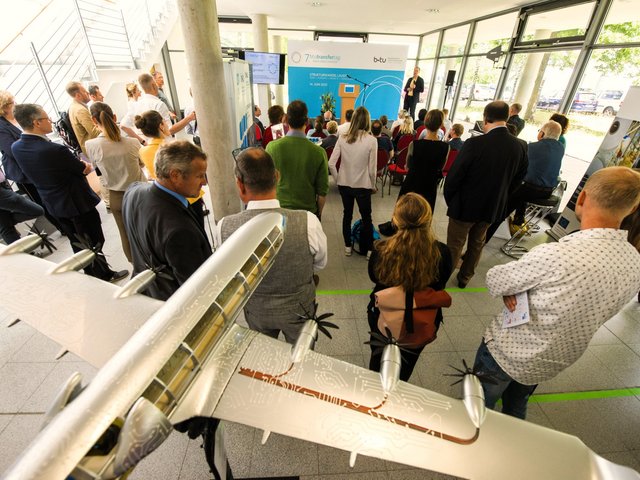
[444, 126, 528, 224]
[11, 134, 99, 218]
[0, 117, 28, 182]
[123, 182, 212, 300]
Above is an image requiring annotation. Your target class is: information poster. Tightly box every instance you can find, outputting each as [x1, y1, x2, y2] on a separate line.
[549, 86, 640, 240]
[224, 59, 254, 149]
[287, 40, 408, 121]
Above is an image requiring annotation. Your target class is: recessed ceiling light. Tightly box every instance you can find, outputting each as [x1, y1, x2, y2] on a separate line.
[311, 2, 323, 6]
[426, 8, 440, 13]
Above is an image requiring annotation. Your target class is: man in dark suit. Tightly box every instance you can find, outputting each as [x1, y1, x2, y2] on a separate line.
[123, 141, 211, 300]
[403, 66, 424, 120]
[444, 101, 528, 288]
[11, 103, 128, 281]
[506, 103, 525, 137]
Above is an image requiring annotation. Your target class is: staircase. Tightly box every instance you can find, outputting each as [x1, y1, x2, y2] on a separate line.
[0, 0, 176, 118]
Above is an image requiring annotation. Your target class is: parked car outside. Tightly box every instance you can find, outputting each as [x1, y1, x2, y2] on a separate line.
[597, 90, 624, 116]
[536, 90, 598, 113]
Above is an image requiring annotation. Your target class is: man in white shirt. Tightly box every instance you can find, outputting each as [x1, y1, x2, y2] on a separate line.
[215, 147, 327, 344]
[336, 109, 353, 136]
[474, 166, 640, 419]
[136, 73, 194, 136]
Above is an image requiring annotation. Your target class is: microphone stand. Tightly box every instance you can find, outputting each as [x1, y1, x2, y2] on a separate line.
[346, 74, 370, 108]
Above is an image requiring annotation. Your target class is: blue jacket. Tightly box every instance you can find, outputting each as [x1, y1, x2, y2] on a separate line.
[11, 134, 99, 218]
[0, 117, 28, 183]
[524, 138, 565, 188]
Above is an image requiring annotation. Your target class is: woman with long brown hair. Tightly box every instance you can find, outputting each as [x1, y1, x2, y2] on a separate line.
[328, 106, 378, 257]
[367, 193, 453, 381]
[86, 102, 145, 262]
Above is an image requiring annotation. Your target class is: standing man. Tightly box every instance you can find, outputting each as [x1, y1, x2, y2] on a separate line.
[444, 101, 528, 288]
[215, 147, 327, 343]
[87, 85, 104, 108]
[66, 81, 108, 208]
[151, 69, 176, 120]
[265, 100, 329, 218]
[403, 66, 424, 120]
[12, 103, 127, 281]
[253, 105, 265, 146]
[136, 73, 194, 136]
[474, 167, 640, 419]
[123, 141, 211, 300]
[506, 103, 525, 136]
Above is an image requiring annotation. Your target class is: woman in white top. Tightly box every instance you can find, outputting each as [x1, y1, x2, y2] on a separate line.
[86, 102, 146, 262]
[329, 106, 377, 257]
[119, 82, 146, 145]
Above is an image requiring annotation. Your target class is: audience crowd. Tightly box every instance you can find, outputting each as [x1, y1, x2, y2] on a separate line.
[1, 70, 640, 425]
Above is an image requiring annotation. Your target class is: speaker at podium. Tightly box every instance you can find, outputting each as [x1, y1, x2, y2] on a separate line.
[338, 83, 360, 123]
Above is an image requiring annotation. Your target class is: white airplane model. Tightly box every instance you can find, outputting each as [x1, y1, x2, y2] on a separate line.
[0, 212, 637, 480]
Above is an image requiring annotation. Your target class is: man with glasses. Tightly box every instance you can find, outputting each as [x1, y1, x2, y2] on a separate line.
[122, 141, 211, 300]
[11, 103, 128, 282]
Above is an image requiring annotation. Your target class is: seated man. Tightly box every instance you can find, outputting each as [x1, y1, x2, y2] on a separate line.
[0, 173, 43, 245]
[371, 120, 394, 158]
[474, 166, 640, 420]
[123, 141, 211, 300]
[215, 147, 327, 343]
[506, 103, 525, 136]
[446, 124, 465, 151]
[485, 120, 564, 242]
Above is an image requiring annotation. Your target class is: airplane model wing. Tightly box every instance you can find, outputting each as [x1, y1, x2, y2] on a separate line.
[0, 212, 638, 480]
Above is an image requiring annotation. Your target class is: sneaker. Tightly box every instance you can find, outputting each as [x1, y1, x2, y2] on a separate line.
[366, 250, 372, 260]
[344, 246, 352, 256]
[109, 269, 129, 283]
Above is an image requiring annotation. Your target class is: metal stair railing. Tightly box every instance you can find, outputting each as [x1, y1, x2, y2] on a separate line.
[0, 0, 175, 120]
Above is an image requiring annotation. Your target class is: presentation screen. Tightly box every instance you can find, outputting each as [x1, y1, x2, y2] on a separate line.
[239, 51, 285, 85]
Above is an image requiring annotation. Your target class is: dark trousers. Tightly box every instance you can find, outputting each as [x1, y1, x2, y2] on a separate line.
[57, 208, 115, 280]
[338, 186, 373, 252]
[0, 182, 44, 244]
[446, 218, 489, 285]
[403, 96, 418, 120]
[485, 183, 554, 243]
[18, 182, 64, 233]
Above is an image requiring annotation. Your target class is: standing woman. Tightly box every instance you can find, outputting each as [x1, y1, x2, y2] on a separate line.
[398, 109, 449, 211]
[0, 90, 63, 233]
[329, 106, 378, 257]
[120, 83, 146, 145]
[135, 110, 169, 178]
[86, 102, 145, 262]
[367, 193, 453, 381]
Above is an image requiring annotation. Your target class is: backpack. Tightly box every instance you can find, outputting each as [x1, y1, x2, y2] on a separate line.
[54, 111, 82, 156]
[351, 219, 380, 255]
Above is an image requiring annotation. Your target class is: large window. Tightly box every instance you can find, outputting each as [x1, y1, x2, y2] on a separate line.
[419, 32, 440, 59]
[370, 34, 420, 59]
[454, 55, 505, 124]
[440, 25, 470, 57]
[429, 57, 462, 111]
[597, 0, 640, 44]
[518, 2, 596, 45]
[471, 12, 517, 54]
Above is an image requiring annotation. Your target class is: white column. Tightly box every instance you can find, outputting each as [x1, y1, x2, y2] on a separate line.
[177, 0, 240, 219]
[271, 34, 286, 106]
[513, 29, 551, 117]
[251, 14, 271, 111]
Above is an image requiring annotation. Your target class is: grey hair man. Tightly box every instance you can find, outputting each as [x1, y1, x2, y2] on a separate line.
[214, 147, 327, 344]
[123, 140, 211, 300]
[474, 166, 640, 420]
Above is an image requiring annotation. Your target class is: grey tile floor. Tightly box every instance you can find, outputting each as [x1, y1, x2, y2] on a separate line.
[2, 166, 640, 479]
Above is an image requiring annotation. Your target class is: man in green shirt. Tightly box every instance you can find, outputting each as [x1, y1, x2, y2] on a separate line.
[266, 100, 329, 217]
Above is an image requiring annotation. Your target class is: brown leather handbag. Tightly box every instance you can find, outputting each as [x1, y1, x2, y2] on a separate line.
[375, 287, 451, 348]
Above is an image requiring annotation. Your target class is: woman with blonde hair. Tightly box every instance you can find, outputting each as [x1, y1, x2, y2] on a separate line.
[367, 193, 452, 381]
[120, 82, 146, 145]
[329, 106, 378, 257]
[86, 102, 145, 262]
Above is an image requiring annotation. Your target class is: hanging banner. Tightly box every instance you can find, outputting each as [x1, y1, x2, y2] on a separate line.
[548, 86, 640, 240]
[224, 59, 254, 149]
[287, 40, 408, 121]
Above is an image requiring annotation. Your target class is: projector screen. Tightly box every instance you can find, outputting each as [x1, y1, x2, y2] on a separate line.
[239, 51, 286, 85]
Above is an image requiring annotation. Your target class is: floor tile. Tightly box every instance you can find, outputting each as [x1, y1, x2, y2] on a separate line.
[0, 362, 56, 413]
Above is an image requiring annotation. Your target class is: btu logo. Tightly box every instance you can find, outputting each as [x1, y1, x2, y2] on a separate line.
[373, 57, 387, 63]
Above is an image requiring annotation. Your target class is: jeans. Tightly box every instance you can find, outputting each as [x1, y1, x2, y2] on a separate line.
[0, 182, 44, 244]
[473, 340, 537, 419]
[338, 186, 373, 252]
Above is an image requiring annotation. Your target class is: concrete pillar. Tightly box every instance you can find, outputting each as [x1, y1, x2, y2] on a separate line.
[251, 14, 271, 111]
[272, 34, 286, 106]
[513, 29, 551, 119]
[177, 0, 240, 219]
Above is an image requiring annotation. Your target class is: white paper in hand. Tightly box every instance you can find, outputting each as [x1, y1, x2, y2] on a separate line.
[502, 291, 530, 329]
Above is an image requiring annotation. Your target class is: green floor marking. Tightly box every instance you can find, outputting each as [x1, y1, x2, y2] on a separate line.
[529, 387, 640, 403]
[317, 287, 488, 295]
